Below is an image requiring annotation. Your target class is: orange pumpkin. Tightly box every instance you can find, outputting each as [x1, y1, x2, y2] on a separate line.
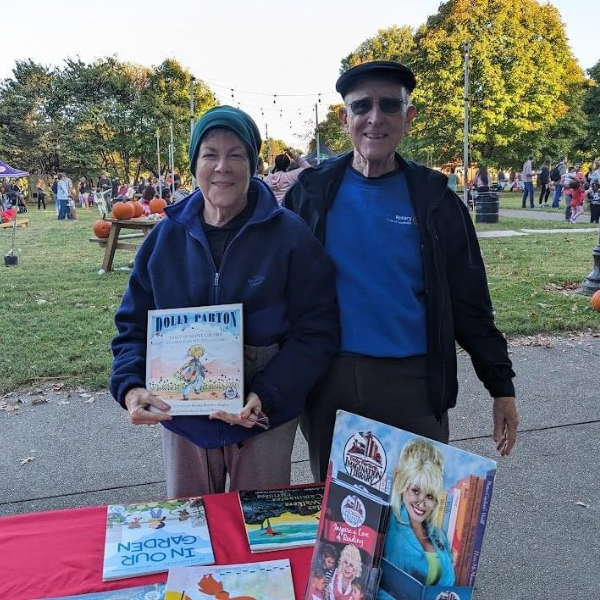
[112, 201, 135, 220]
[128, 200, 143, 218]
[93, 220, 112, 238]
[149, 197, 168, 214]
[591, 289, 600, 312]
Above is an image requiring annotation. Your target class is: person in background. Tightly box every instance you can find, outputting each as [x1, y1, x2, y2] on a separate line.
[255, 156, 265, 179]
[110, 106, 338, 499]
[56, 173, 71, 220]
[587, 182, 600, 224]
[474, 165, 489, 191]
[569, 179, 585, 223]
[36, 179, 46, 210]
[551, 156, 568, 208]
[284, 60, 517, 483]
[521, 154, 534, 209]
[563, 165, 585, 222]
[589, 161, 600, 186]
[140, 184, 155, 215]
[538, 158, 551, 207]
[447, 167, 458, 192]
[263, 149, 310, 204]
[172, 174, 190, 203]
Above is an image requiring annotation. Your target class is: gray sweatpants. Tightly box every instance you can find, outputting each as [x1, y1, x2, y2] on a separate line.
[161, 342, 299, 498]
[161, 417, 299, 498]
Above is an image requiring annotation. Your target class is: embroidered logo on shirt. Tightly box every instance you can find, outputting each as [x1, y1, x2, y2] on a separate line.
[387, 214, 417, 226]
[247, 274, 265, 287]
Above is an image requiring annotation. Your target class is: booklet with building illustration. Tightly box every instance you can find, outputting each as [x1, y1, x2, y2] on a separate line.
[165, 558, 295, 600]
[305, 410, 497, 600]
[146, 304, 243, 416]
[102, 498, 214, 581]
[239, 485, 324, 552]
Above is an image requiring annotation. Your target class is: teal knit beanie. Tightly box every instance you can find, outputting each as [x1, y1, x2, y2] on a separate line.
[189, 106, 262, 176]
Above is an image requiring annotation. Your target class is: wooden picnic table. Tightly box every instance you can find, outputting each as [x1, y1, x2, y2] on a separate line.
[93, 216, 160, 272]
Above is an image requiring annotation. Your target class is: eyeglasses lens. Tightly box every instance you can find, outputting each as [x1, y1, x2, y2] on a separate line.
[349, 98, 404, 115]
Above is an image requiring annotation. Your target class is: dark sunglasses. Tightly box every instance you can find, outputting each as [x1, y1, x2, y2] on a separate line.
[347, 97, 406, 115]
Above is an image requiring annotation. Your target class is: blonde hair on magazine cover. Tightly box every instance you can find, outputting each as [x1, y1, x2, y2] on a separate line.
[391, 439, 444, 525]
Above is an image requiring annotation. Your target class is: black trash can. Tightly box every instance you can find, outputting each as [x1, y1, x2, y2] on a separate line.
[475, 191, 499, 223]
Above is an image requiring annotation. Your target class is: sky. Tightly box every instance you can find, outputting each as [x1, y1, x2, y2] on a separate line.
[1, 0, 597, 149]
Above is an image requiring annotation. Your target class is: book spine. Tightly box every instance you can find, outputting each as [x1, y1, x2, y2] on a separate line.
[451, 479, 470, 566]
[457, 476, 484, 585]
[446, 487, 461, 548]
[441, 491, 453, 535]
[435, 491, 447, 530]
[467, 471, 496, 586]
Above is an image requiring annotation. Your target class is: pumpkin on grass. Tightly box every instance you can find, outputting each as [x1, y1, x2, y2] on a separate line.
[93, 220, 111, 238]
[591, 289, 600, 312]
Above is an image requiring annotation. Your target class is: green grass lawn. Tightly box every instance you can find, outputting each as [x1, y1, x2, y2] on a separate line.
[0, 201, 599, 393]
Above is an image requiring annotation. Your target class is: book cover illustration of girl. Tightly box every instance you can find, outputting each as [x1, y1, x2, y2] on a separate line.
[178, 344, 208, 400]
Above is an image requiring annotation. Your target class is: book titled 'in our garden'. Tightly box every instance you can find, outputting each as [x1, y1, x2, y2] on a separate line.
[102, 498, 214, 581]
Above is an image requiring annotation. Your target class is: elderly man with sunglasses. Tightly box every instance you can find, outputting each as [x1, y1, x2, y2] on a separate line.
[284, 61, 518, 482]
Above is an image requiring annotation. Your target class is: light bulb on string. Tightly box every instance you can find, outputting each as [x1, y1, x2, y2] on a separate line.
[261, 107, 264, 117]
[280, 110, 283, 118]
[231, 88, 235, 100]
[318, 93, 322, 103]
[273, 95, 277, 105]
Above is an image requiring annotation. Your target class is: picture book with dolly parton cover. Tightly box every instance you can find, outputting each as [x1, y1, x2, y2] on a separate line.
[146, 304, 243, 416]
[306, 411, 497, 600]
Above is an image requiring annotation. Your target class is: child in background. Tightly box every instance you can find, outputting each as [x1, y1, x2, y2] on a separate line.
[588, 182, 600, 224]
[67, 196, 77, 220]
[569, 180, 585, 223]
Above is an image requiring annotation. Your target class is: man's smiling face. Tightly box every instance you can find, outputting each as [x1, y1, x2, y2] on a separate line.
[339, 78, 416, 169]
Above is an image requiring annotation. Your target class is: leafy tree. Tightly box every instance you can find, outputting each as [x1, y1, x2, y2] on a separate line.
[410, 0, 587, 167]
[307, 104, 352, 155]
[581, 60, 600, 159]
[341, 26, 415, 72]
[261, 138, 288, 166]
[0, 57, 216, 183]
[0, 60, 56, 174]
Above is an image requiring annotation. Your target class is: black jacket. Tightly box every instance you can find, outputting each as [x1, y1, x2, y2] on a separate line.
[284, 152, 515, 416]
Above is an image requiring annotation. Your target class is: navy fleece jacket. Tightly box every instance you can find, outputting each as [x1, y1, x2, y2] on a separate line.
[110, 178, 339, 449]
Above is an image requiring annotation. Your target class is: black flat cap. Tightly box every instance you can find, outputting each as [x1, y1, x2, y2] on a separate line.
[336, 60, 417, 97]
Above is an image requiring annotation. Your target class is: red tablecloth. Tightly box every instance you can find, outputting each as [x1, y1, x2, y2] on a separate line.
[0, 492, 312, 599]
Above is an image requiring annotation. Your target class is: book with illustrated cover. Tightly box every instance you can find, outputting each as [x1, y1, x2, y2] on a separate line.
[164, 558, 294, 600]
[103, 498, 214, 582]
[305, 411, 497, 600]
[39, 584, 165, 600]
[239, 485, 324, 552]
[146, 304, 243, 416]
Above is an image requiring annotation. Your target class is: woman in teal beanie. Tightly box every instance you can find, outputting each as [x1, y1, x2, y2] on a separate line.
[111, 106, 339, 498]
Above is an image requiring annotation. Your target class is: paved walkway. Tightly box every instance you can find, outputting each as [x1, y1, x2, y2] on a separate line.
[476, 208, 599, 238]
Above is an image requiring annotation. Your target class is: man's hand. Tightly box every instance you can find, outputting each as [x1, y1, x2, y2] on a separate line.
[210, 392, 266, 429]
[124, 387, 172, 425]
[493, 396, 518, 456]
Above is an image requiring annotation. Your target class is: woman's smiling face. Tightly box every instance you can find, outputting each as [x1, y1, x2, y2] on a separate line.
[402, 481, 437, 524]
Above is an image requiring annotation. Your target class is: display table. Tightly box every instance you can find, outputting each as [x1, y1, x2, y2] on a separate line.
[0, 491, 312, 599]
[96, 217, 159, 272]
